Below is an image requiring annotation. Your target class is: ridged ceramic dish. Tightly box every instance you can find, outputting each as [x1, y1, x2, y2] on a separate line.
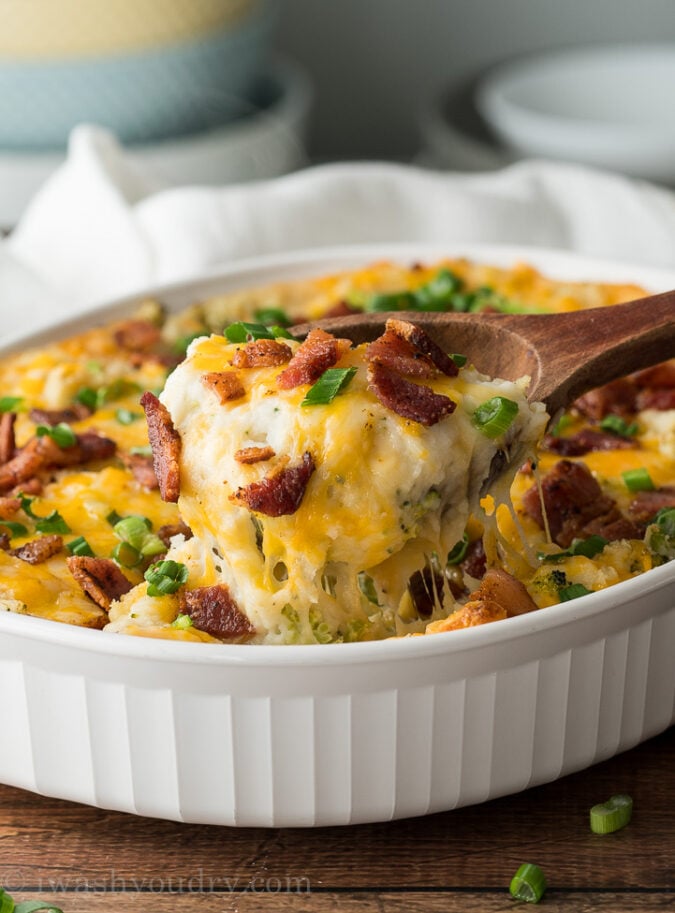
[1, 244, 674, 827]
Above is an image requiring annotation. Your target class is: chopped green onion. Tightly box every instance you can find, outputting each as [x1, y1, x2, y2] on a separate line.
[270, 325, 294, 340]
[450, 353, 467, 367]
[301, 367, 357, 406]
[18, 494, 70, 533]
[472, 396, 519, 438]
[600, 414, 638, 438]
[171, 613, 194, 630]
[111, 541, 142, 568]
[590, 794, 633, 834]
[364, 291, 416, 312]
[254, 307, 291, 327]
[66, 536, 95, 557]
[145, 559, 189, 596]
[224, 321, 275, 343]
[129, 445, 153, 457]
[113, 515, 164, 557]
[446, 532, 469, 565]
[0, 521, 28, 539]
[357, 572, 380, 605]
[115, 408, 142, 425]
[106, 509, 124, 526]
[559, 583, 593, 601]
[509, 863, 547, 903]
[97, 378, 141, 405]
[0, 885, 66, 913]
[36, 423, 77, 449]
[653, 506, 675, 536]
[74, 386, 98, 410]
[622, 467, 655, 492]
[550, 413, 573, 437]
[540, 535, 608, 562]
[172, 331, 206, 356]
[0, 396, 23, 413]
[412, 268, 463, 311]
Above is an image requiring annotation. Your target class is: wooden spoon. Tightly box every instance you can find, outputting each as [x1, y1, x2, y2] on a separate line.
[294, 289, 675, 416]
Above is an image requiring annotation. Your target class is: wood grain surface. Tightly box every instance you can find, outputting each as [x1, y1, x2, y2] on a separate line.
[0, 727, 672, 912]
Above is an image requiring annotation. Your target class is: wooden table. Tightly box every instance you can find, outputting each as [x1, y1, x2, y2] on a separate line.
[0, 726, 672, 912]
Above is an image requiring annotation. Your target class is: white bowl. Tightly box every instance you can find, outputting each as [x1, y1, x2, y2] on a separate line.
[476, 44, 675, 183]
[1, 243, 674, 827]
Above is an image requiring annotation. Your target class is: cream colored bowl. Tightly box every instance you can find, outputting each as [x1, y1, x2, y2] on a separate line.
[1, 244, 673, 826]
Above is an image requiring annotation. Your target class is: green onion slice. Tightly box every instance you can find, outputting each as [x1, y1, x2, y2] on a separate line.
[301, 367, 357, 406]
[450, 353, 467, 367]
[0, 396, 23, 413]
[115, 408, 142, 425]
[622, 467, 655, 492]
[509, 863, 547, 903]
[172, 331, 206, 356]
[0, 521, 28, 539]
[36, 423, 77, 449]
[549, 413, 573, 437]
[66, 536, 95, 557]
[171, 613, 194, 630]
[254, 307, 291, 327]
[590, 794, 633, 834]
[357, 572, 380, 606]
[558, 583, 593, 602]
[18, 494, 70, 534]
[600, 414, 638, 438]
[224, 321, 275, 343]
[111, 541, 142, 568]
[472, 396, 519, 438]
[270, 325, 294, 339]
[74, 387, 98, 410]
[540, 535, 608, 562]
[113, 515, 165, 558]
[145, 559, 189, 596]
[446, 532, 469, 565]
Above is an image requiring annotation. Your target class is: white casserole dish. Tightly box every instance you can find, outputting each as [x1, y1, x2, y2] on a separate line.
[1, 243, 674, 827]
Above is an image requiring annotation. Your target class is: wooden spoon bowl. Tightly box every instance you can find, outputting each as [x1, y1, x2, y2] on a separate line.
[294, 289, 675, 416]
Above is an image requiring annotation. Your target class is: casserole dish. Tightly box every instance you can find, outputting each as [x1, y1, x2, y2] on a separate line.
[0, 243, 673, 826]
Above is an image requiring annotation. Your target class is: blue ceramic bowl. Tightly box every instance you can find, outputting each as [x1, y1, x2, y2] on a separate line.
[0, 1, 277, 150]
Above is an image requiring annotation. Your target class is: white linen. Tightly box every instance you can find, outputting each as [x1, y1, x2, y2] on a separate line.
[3, 124, 675, 338]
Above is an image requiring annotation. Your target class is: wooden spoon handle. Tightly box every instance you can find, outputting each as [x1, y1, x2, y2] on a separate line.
[497, 289, 675, 413]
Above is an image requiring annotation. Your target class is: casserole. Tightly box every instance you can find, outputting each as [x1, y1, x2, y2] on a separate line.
[0, 243, 673, 826]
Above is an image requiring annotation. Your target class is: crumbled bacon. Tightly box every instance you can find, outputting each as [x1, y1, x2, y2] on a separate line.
[179, 584, 255, 641]
[384, 319, 459, 377]
[0, 497, 21, 520]
[470, 568, 538, 617]
[121, 452, 158, 490]
[140, 392, 181, 503]
[67, 556, 133, 610]
[574, 378, 637, 420]
[542, 428, 636, 457]
[631, 361, 675, 389]
[157, 521, 193, 548]
[0, 438, 48, 493]
[636, 388, 675, 411]
[10, 534, 63, 565]
[114, 319, 161, 352]
[522, 459, 639, 547]
[628, 487, 675, 525]
[277, 329, 351, 389]
[0, 412, 16, 464]
[29, 404, 92, 425]
[366, 329, 437, 378]
[367, 362, 456, 426]
[235, 445, 275, 464]
[231, 452, 315, 517]
[231, 339, 292, 369]
[323, 300, 361, 319]
[201, 371, 245, 403]
[0, 532, 9, 551]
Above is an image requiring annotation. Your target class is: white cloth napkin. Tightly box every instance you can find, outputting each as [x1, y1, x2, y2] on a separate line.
[3, 124, 675, 340]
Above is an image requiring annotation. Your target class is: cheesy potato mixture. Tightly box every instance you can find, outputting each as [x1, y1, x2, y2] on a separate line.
[0, 258, 672, 643]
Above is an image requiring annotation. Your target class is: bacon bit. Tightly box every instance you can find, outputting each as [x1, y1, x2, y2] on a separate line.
[0, 497, 21, 520]
[11, 477, 42, 497]
[628, 487, 675, 524]
[121, 452, 158, 490]
[469, 568, 538, 617]
[385, 319, 459, 377]
[0, 412, 16, 464]
[140, 392, 181, 503]
[235, 445, 275, 464]
[542, 428, 636, 456]
[574, 378, 637, 420]
[231, 339, 293, 369]
[429, 599, 507, 632]
[636, 388, 675, 411]
[34, 431, 117, 469]
[277, 329, 351, 389]
[522, 459, 639, 547]
[180, 584, 256, 641]
[631, 360, 675, 389]
[0, 438, 47, 493]
[201, 371, 246, 404]
[323, 300, 361, 319]
[114, 319, 162, 352]
[10, 534, 63, 565]
[367, 362, 456, 426]
[366, 329, 437, 378]
[0, 532, 9, 551]
[157, 521, 193, 548]
[231, 451, 315, 517]
[67, 556, 133, 611]
[29, 404, 92, 425]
